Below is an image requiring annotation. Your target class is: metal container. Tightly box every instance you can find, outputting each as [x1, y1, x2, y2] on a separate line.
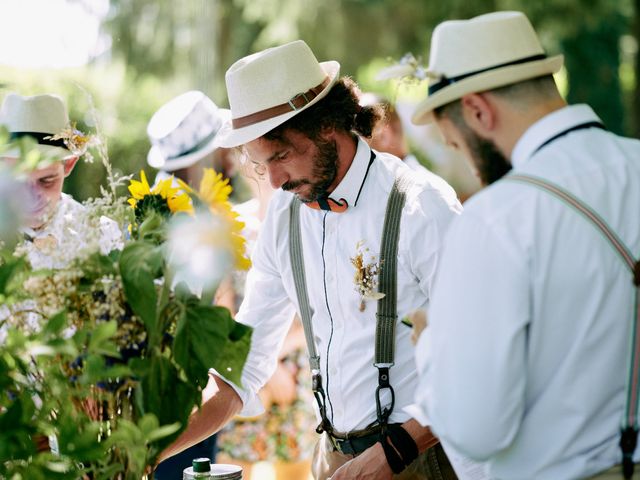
[183, 458, 243, 479]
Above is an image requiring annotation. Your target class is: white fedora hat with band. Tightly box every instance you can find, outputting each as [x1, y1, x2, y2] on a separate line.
[147, 90, 231, 171]
[0, 93, 74, 158]
[214, 40, 341, 148]
[412, 11, 564, 125]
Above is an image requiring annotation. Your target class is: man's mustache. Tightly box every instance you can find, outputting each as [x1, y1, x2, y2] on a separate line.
[282, 179, 310, 191]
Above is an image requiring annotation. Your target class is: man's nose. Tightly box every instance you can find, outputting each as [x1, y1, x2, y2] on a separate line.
[267, 163, 288, 190]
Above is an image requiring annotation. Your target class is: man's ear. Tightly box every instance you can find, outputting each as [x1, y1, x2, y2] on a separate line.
[319, 125, 336, 141]
[63, 156, 79, 177]
[460, 93, 496, 136]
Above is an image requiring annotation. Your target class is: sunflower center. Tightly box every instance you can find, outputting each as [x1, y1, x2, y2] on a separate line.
[134, 193, 172, 222]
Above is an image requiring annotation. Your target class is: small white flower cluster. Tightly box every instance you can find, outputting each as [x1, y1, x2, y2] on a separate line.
[15, 194, 123, 271]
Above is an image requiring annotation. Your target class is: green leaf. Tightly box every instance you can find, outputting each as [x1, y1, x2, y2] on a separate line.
[0, 257, 26, 295]
[210, 321, 252, 387]
[174, 304, 252, 387]
[130, 354, 197, 451]
[119, 241, 163, 338]
[42, 311, 68, 337]
[56, 421, 107, 462]
[87, 321, 120, 357]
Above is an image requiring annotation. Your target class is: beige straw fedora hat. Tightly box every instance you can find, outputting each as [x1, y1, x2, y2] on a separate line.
[147, 90, 231, 171]
[412, 11, 564, 125]
[1, 93, 73, 158]
[214, 40, 340, 148]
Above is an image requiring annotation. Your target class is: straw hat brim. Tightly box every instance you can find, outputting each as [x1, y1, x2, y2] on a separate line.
[412, 55, 564, 125]
[214, 60, 341, 148]
[147, 109, 231, 171]
[2, 143, 73, 160]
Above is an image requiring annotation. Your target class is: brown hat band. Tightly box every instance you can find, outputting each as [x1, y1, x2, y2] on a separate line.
[231, 76, 331, 129]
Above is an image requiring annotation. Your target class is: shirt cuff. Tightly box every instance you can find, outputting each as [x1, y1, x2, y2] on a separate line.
[208, 368, 265, 418]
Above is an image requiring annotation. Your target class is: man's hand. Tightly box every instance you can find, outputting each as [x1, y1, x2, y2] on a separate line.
[408, 309, 428, 345]
[329, 442, 392, 480]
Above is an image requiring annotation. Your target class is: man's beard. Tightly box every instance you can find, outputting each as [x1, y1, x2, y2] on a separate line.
[282, 138, 339, 202]
[461, 126, 512, 186]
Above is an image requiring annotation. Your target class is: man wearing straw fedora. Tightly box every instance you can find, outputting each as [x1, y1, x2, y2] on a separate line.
[146, 90, 235, 188]
[160, 40, 462, 479]
[409, 11, 640, 480]
[0, 93, 122, 270]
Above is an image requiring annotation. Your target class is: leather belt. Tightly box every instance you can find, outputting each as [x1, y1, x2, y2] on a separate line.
[328, 424, 398, 456]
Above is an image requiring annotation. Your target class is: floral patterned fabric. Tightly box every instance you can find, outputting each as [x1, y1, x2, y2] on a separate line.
[217, 339, 317, 463]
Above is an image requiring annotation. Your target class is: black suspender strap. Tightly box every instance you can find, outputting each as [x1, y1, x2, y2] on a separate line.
[507, 173, 640, 479]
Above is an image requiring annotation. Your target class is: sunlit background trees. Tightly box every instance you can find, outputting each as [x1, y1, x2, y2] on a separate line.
[1, 0, 638, 200]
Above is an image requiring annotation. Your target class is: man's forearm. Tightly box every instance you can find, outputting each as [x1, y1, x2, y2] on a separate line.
[158, 374, 243, 463]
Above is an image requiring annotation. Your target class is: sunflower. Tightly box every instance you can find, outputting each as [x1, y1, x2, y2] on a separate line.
[178, 169, 250, 270]
[127, 170, 193, 222]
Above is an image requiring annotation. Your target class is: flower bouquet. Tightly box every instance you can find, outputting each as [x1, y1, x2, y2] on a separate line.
[0, 125, 252, 479]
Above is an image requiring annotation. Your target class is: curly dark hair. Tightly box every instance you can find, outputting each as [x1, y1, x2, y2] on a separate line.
[264, 77, 383, 143]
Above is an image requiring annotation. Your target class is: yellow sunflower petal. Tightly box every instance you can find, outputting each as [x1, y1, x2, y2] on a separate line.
[127, 170, 152, 199]
[167, 192, 194, 214]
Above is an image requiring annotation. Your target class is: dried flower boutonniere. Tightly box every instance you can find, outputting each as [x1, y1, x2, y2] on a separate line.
[375, 52, 428, 83]
[45, 122, 99, 161]
[350, 240, 385, 312]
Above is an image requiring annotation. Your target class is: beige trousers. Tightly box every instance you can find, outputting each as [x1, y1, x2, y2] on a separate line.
[311, 433, 458, 480]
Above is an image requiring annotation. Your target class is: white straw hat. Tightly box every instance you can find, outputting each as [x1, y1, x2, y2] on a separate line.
[214, 40, 340, 148]
[147, 91, 231, 171]
[412, 11, 564, 125]
[0, 93, 72, 158]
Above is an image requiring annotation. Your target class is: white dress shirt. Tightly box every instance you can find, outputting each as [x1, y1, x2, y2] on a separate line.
[230, 137, 461, 432]
[20, 193, 123, 270]
[413, 105, 640, 479]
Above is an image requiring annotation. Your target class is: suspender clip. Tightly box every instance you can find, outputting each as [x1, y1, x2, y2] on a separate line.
[375, 366, 395, 427]
[620, 426, 638, 479]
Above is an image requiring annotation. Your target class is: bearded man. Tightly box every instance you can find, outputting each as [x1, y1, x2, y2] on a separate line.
[160, 40, 462, 480]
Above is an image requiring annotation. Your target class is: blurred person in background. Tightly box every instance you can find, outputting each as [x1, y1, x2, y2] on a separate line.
[0, 92, 122, 270]
[360, 92, 425, 172]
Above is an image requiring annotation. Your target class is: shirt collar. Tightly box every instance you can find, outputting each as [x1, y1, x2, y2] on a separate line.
[328, 136, 375, 209]
[511, 104, 603, 168]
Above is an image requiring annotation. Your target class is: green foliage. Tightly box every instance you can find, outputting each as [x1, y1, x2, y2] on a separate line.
[119, 241, 163, 336]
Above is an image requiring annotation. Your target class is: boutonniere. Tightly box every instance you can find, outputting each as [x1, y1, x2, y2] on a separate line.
[32, 234, 58, 253]
[45, 122, 99, 161]
[350, 240, 385, 312]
